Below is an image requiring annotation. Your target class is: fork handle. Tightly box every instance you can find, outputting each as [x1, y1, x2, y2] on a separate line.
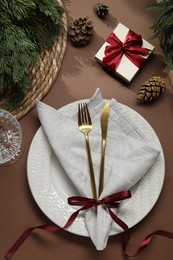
[85, 134, 97, 200]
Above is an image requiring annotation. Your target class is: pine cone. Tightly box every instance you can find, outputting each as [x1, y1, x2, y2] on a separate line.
[94, 3, 109, 19]
[137, 76, 166, 103]
[68, 17, 93, 47]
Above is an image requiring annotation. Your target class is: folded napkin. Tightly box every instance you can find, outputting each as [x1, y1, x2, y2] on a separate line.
[36, 88, 160, 250]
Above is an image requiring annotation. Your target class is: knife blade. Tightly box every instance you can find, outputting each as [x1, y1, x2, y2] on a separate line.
[98, 102, 110, 197]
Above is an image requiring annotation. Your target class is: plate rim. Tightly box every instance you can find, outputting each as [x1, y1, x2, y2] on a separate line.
[27, 99, 165, 237]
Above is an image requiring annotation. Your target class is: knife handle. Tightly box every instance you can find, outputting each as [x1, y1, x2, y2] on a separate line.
[99, 139, 106, 196]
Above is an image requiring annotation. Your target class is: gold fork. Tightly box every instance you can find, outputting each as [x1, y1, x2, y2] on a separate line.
[78, 102, 97, 200]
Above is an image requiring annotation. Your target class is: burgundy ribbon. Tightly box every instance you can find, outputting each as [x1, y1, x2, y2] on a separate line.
[4, 190, 173, 259]
[4, 191, 130, 259]
[102, 30, 150, 72]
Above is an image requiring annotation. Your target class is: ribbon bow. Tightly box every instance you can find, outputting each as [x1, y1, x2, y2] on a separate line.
[5, 190, 173, 259]
[102, 29, 150, 72]
[5, 191, 131, 260]
[68, 190, 130, 208]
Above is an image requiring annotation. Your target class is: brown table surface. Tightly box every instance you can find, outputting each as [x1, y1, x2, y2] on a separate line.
[1, 1, 173, 260]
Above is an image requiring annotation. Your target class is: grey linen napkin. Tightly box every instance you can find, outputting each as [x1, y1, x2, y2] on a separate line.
[36, 88, 160, 250]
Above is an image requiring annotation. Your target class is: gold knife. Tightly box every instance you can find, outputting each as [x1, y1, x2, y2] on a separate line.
[98, 103, 110, 197]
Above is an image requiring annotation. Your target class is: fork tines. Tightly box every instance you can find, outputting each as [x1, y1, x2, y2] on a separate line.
[78, 103, 91, 125]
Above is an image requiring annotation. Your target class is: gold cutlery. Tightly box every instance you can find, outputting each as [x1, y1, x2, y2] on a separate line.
[78, 103, 97, 200]
[99, 103, 110, 196]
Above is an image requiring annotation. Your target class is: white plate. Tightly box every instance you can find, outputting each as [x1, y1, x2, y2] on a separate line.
[27, 100, 165, 236]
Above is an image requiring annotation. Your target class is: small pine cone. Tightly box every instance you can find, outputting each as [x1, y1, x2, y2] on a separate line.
[68, 17, 93, 47]
[94, 3, 109, 19]
[137, 76, 166, 103]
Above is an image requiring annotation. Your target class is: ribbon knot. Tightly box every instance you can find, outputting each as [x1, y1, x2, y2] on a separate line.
[102, 29, 150, 72]
[120, 45, 125, 52]
[68, 190, 131, 210]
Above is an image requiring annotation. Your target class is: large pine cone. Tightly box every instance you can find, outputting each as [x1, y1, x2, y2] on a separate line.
[68, 17, 93, 47]
[94, 3, 109, 19]
[137, 76, 166, 103]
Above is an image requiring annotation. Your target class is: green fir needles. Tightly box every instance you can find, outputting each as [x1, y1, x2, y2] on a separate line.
[0, 0, 64, 108]
[149, 0, 173, 69]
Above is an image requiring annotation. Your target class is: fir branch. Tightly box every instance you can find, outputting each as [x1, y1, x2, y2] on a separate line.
[0, 0, 64, 108]
[149, 0, 173, 68]
[21, 11, 61, 51]
[0, 24, 39, 104]
[0, 12, 11, 26]
[21, 0, 64, 51]
[37, 0, 64, 24]
[0, 0, 36, 21]
[2, 24, 39, 81]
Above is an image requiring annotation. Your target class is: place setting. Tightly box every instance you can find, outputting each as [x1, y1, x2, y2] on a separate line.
[30, 87, 165, 239]
[4, 88, 166, 259]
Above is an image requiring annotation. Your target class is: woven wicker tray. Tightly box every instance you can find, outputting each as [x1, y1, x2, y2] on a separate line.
[0, 0, 67, 120]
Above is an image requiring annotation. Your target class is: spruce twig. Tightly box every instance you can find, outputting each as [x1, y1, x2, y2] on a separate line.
[0, 0, 64, 109]
[149, 0, 173, 69]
